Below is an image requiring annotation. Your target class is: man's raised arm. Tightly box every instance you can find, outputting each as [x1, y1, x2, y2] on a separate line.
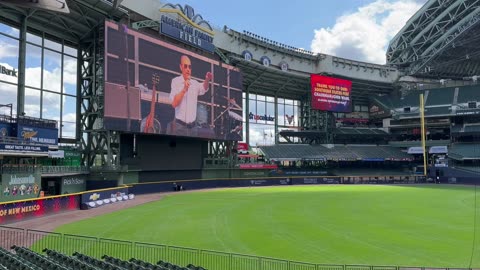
[202, 72, 213, 93]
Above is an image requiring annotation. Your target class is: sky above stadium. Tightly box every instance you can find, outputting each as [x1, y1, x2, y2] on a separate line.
[162, 0, 428, 64]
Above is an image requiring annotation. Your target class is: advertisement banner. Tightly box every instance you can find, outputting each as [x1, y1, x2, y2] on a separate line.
[81, 187, 129, 204]
[369, 103, 391, 119]
[16, 124, 58, 145]
[237, 142, 248, 154]
[274, 170, 328, 176]
[336, 118, 369, 124]
[239, 170, 269, 178]
[1, 173, 41, 202]
[61, 175, 87, 194]
[0, 143, 48, 153]
[310, 75, 352, 113]
[104, 21, 243, 141]
[292, 177, 340, 185]
[0, 122, 11, 138]
[160, 16, 215, 53]
[0, 195, 79, 224]
[239, 164, 278, 170]
[249, 178, 291, 186]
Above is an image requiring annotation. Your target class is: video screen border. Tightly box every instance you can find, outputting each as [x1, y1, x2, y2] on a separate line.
[103, 20, 243, 141]
[310, 74, 352, 113]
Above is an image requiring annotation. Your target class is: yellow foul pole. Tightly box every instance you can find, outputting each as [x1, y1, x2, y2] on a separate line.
[420, 94, 427, 176]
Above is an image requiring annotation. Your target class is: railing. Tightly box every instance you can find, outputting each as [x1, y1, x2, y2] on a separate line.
[40, 166, 89, 174]
[89, 165, 128, 172]
[0, 165, 88, 174]
[388, 140, 450, 147]
[0, 164, 40, 174]
[0, 226, 471, 270]
[0, 136, 49, 146]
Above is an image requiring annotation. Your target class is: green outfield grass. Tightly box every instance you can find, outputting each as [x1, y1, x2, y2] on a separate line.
[53, 185, 479, 268]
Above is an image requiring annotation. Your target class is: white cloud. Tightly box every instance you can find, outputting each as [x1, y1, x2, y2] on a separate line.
[0, 39, 18, 60]
[249, 125, 275, 147]
[61, 113, 77, 138]
[311, 0, 426, 64]
[8, 28, 19, 37]
[63, 57, 77, 85]
[0, 60, 77, 123]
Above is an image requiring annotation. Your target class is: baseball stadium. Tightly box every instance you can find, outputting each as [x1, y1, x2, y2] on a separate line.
[0, 0, 479, 269]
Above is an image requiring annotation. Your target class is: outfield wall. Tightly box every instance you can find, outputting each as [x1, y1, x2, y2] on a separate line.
[0, 186, 128, 225]
[4, 174, 480, 225]
[128, 175, 424, 194]
[0, 194, 79, 224]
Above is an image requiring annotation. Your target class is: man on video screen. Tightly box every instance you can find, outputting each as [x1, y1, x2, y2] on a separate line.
[169, 55, 212, 136]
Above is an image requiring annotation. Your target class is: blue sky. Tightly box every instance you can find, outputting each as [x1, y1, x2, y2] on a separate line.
[163, 0, 375, 49]
[163, 0, 427, 64]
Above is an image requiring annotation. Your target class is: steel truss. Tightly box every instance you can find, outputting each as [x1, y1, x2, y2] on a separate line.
[208, 141, 236, 157]
[387, 0, 480, 78]
[299, 95, 334, 144]
[208, 141, 237, 168]
[79, 27, 119, 167]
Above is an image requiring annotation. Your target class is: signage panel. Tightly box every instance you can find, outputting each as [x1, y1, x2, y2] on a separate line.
[310, 75, 352, 113]
[104, 21, 243, 141]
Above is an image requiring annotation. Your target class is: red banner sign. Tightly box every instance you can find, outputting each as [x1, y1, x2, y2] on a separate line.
[311, 75, 352, 113]
[239, 164, 278, 170]
[237, 142, 248, 153]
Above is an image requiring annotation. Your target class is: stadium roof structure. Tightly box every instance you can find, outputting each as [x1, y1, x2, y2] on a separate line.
[230, 55, 397, 103]
[387, 0, 480, 79]
[223, 30, 396, 103]
[0, 0, 128, 43]
[229, 56, 310, 100]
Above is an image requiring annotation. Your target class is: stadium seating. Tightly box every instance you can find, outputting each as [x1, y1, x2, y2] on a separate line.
[335, 128, 388, 136]
[449, 143, 480, 160]
[73, 252, 124, 270]
[424, 106, 450, 116]
[456, 85, 479, 104]
[260, 144, 323, 161]
[129, 258, 168, 269]
[456, 166, 480, 174]
[6, 246, 209, 270]
[371, 95, 394, 110]
[43, 249, 97, 270]
[11, 245, 68, 270]
[0, 247, 41, 270]
[346, 145, 385, 160]
[378, 146, 413, 160]
[1, 244, 210, 270]
[260, 144, 411, 162]
[372, 85, 480, 119]
[450, 124, 463, 133]
[318, 145, 359, 161]
[464, 124, 480, 133]
[425, 88, 455, 106]
[396, 91, 421, 108]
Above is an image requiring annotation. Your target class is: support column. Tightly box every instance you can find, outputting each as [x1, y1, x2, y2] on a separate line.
[245, 88, 250, 147]
[274, 94, 278, 144]
[76, 44, 83, 142]
[17, 15, 27, 117]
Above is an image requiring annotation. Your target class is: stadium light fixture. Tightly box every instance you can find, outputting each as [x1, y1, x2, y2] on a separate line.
[112, 0, 124, 9]
[439, 79, 451, 85]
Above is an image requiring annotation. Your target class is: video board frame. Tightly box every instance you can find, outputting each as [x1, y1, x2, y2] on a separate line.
[310, 74, 352, 113]
[103, 20, 243, 141]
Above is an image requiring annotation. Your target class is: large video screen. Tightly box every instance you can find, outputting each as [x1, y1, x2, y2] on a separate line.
[310, 74, 352, 113]
[104, 21, 243, 141]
